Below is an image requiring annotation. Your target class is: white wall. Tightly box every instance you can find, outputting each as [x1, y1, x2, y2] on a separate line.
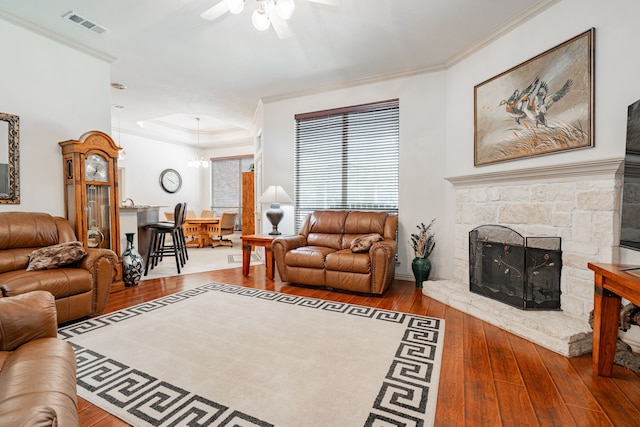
[116, 130, 254, 216]
[261, 0, 640, 280]
[0, 18, 110, 214]
[445, 0, 640, 266]
[0, 16, 254, 220]
[261, 72, 449, 280]
[9, 0, 640, 279]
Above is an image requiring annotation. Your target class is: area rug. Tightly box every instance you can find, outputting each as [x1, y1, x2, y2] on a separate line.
[59, 283, 445, 426]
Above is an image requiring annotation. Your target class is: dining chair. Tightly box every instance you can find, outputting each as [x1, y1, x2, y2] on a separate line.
[200, 209, 215, 218]
[207, 211, 237, 247]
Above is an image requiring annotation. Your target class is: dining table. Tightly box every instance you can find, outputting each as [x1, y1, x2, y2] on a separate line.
[183, 217, 220, 248]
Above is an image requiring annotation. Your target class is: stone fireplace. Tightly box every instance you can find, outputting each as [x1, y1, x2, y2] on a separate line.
[422, 158, 623, 356]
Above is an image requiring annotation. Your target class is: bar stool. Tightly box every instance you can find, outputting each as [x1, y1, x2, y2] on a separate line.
[144, 202, 187, 275]
[157, 202, 189, 262]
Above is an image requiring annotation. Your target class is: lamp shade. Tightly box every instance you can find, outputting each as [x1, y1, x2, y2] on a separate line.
[276, 0, 295, 20]
[258, 185, 293, 204]
[258, 185, 293, 235]
[252, 8, 270, 31]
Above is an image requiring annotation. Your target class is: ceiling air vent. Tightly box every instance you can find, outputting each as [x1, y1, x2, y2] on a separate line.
[62, 11, 110, 35]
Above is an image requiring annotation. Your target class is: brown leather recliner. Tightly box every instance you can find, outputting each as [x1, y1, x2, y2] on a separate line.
[0, 212, 119, 324]
[0, 291, 79, 426]
[273, 211, 398, 294]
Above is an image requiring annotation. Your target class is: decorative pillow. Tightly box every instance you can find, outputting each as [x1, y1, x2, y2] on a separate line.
[350, 233, 383, 253]
[27, 241, 87, 271]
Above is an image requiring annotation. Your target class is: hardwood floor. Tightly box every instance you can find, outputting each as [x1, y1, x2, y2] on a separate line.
[77, 265, 640, 426]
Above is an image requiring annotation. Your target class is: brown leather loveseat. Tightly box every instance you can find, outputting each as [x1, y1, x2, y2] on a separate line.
[273, 210, 398, 294]
[0, 291, 79, 426]
[0, 212, 118, 324]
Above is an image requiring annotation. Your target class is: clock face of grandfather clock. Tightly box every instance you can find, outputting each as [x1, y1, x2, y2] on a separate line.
[85, 153, 108, 182]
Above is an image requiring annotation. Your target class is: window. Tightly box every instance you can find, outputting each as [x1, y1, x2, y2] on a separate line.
[211, 156, 253, 228]
[294, 99, 399, 230]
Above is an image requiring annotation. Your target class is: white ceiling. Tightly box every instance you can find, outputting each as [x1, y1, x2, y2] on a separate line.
[0, 0, 554, 147]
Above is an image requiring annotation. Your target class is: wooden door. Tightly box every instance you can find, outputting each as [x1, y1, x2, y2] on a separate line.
[242, 172, 255, 235]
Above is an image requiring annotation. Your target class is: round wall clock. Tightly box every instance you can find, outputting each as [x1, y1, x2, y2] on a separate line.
[159, 168, 182, 193]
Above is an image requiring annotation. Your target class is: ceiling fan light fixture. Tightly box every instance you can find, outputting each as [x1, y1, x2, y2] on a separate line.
[275, 0, 295, 20]
[252, 8, 271, 31]
[202, 0, 310, 38]
[226, 0, 245, 14]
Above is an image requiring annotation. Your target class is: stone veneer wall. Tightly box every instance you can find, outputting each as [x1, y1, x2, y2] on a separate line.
[423, 158, 623, 356]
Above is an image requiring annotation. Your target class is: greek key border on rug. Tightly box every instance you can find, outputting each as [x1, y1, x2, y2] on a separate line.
[59, 283, 444, 427]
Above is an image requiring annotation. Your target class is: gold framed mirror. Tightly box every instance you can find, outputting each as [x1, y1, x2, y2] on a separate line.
[0, 113, 19, 204]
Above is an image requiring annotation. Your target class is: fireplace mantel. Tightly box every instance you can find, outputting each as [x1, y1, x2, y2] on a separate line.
[445, 157, 623, 188]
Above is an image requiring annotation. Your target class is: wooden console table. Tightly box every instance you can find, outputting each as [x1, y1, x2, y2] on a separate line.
[588, 263, 640, 376]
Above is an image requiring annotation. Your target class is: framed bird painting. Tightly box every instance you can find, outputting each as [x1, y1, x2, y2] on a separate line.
[474, 28, 594, 166]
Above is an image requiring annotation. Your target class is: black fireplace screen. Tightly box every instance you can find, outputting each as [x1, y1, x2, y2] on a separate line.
[469, 225, 562, 310]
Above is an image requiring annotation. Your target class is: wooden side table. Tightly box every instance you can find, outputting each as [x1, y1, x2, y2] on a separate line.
[588, 263, 640, 376]
[241, 234, 279, 279]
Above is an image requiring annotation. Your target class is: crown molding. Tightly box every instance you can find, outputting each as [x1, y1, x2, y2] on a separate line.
[262, 0, 561, 105]
[261, 64, 446, 104]
[0, 10, 116, 63]
[114, 127, 253, 149]
[443, 0, 560, 68]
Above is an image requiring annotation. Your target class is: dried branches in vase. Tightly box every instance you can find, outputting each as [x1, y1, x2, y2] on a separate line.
[410, 218, 436, 259]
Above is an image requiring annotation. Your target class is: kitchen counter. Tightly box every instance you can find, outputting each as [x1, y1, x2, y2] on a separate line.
[119, 206, 165, 259]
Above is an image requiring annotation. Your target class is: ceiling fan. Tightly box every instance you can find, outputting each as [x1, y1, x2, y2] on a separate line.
[201, 0, 339, 39]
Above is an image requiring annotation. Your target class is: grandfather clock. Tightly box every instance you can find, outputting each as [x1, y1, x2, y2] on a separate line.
[59, 130, 124, 292]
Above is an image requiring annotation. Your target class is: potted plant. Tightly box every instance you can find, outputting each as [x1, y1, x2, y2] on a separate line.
[409, 219, 436, 287]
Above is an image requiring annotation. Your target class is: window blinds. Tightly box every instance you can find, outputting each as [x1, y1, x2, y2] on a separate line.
[294, 99, 399, 230]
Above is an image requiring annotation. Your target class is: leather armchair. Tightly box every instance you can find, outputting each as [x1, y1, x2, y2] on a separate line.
[0, 291, 79, 426]
[0, 212, 119, 324]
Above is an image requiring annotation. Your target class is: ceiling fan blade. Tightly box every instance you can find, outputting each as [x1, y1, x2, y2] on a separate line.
[200, 1, 230, 20]
[271, 16, 292, 39]
[268, 6, 293, 39]
[307, 0, 340, 6]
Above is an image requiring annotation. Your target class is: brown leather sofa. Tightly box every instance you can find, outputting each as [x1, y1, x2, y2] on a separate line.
[273, 210, 398, 294]
[0, 212, 118, 324]
[0, 291, 79, 426]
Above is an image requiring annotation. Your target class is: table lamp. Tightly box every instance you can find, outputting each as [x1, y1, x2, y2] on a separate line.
[258, 185, 293, 235]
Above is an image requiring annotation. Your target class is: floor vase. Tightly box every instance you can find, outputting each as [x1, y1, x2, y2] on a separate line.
[412, 256, 432, 288]
[122, 233, 144, 287]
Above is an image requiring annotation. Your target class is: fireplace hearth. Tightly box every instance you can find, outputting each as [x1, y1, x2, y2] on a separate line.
[469, 225, 562, 310]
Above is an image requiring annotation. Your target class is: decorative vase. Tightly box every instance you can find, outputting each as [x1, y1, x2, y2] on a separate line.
[122, 233, 144, 287]
[411, 256, 432, 288]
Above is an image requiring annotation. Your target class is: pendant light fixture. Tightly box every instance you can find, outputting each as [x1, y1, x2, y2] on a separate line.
[188, 117, 210, 168]
[111, 82, 127, 160]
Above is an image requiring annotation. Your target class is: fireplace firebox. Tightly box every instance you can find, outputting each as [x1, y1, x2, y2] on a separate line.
[469, 225, 562, 310]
